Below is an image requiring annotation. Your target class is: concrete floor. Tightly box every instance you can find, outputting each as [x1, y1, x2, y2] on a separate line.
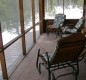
[9, 33, 86, 80]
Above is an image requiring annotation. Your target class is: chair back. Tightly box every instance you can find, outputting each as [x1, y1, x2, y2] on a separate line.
[63, 18, 84, 33]
[76, 18, 84, 32]
[50, 33, 85, 64]
[53, 13, 66, 28]
[75, 18, 83, 29]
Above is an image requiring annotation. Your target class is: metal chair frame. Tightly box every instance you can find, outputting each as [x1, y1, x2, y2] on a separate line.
[36, 33, 85, 80]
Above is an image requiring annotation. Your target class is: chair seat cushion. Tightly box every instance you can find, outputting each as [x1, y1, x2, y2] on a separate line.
[63, 26, 77, 33]
[65, 28, 77, 33]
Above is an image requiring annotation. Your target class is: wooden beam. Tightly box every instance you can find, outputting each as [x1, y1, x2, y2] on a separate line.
[32, 0, 36, 43]
[0, 22, 8, 79]
[19, 0, 26, 55]
[84, 0, 86, 16]
[39, 0, 45, 34]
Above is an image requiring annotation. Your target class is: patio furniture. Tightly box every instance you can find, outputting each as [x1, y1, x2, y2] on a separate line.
[62, 18, 84, 34]
[36, 33, 85, 80]
[46, 13, 66, 37]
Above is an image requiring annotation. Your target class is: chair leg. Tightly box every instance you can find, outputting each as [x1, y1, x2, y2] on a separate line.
[51, 73, 56, 80]
[72, 69, 78, 80]
[75, 61, 79, 80]
[36, 55, 41, 74]
[76, 61, 79, 75]
[38, 62, 41, 74]
[36, 52, 39, 69]
[75, 73, 78, 80]
[46, 28, 49, 36]
[56, 31, 61, 37]
[47, 65, 51, 80]
[48, 72, 51, 80]
[56, 31, 58, 37]
[36, 49, 41, 74]
[69, 63, 78, 80]
[74, 62, 79, 80]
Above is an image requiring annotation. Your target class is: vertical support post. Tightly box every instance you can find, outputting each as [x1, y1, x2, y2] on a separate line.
[83, 0, 86, 17]
[0, 22, 8, 79]
[39, 0, 45, 34]
[82, 0, 86, 33]
[32, 0, 36, 43]
[63, 0, 64, 14]
[19, 0, 26, 55]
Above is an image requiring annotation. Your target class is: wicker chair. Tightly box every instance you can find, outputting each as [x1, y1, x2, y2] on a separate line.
[46, 13, 66, 37]
[36, 33, 85, 80]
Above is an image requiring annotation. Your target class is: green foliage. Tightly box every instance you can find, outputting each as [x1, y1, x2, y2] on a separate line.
[0, 0, 20, 33]
[45, 0, 84, 17]
[0, 0, 84, 33]
[23, 0, 32, 26]
[0, 0, 32, 34]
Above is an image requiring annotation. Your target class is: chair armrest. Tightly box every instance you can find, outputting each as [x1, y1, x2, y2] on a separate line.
[47, 21, 53, 26]
[38, 48, 54, 62]
[47, 21, 54, 29]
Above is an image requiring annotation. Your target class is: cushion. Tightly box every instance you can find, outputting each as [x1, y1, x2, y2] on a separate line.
[53, 13, 66, 28]
[75, 18, 83, 29]
[63, 18, 83, 33]
[66, 28, 77, 33]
